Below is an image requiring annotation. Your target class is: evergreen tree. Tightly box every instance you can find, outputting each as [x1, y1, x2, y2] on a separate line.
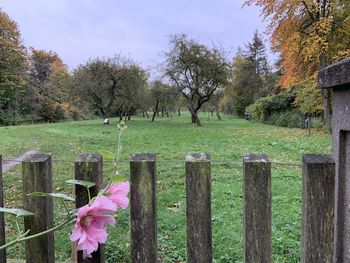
[244, 30, 271, 100]
[223, 32, 272, 117]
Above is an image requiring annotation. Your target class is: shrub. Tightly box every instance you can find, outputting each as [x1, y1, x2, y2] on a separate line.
[310, 117, 324, 129]
[0, 110, 15, 125]
[266, 110, 304, 128]
[0, 111, 44, 126]
[294, 82, 323, 115]
[247, 92, 296, 122]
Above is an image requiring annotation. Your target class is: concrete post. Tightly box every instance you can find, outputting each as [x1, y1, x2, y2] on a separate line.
[318, 57, 350, 262]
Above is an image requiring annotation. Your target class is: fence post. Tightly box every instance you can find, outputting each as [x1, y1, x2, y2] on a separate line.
[186, 153, 212, 263]
[130, 153, 157, 263]
[301, 154, 335, 263]
[75, 154, 104, 263]
[243, 154, 271, 263]
[22, 154, 54, 263]
[318, 57, 350, 262]
[0, 155, 5, 263]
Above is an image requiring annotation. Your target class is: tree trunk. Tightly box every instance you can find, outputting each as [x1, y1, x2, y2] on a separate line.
[142, 111, 145, 118]
[161, 108, 164, 117]
[165, 109, 169, 118]
[178, 107, 181, 116]
[191, 112, 201, 126]
[215, 107, 221, 120]
[145, 111, 149, 119]
[119, 107, 124, 121]
[118, 105, 123, 121]
[189, 106, 201, 126]
[152, 101, 159, 122]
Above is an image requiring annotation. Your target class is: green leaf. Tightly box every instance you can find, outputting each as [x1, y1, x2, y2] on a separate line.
[98, 150, 115, 160]
[65, 179, 95, 189]
[27, 192, 75, 202]
[0, 207, 34, 217]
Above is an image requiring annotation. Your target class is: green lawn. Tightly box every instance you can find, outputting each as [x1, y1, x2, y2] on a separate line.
[0, 113, 331, 262]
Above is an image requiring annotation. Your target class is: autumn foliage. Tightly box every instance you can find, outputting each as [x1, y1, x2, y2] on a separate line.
[245, 0, 350, 87]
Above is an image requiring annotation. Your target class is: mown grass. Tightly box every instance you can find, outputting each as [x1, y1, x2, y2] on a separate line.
[0, 112, 331, 262]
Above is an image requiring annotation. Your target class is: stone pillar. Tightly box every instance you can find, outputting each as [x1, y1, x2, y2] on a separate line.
[318, 57, 350, 262]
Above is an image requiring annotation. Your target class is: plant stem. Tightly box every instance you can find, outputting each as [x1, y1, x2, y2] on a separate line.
[87, 187, 92, 203]
[100, 125, 124, 197]
[62, 201, 71, 217]
[115, 127, 123, 171]
[0, 218, 74, 251]
[15, 218, 21, 235]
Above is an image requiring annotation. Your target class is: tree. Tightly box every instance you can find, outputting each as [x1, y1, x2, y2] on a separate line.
[150, 80, 178, 121]
[0, 9, 27, 118]
[72, 56, 148, 120]
[245, 0, 350, 129]
[206, 90, 223, 120]
[164, 34, 229, 126]
[27, 48, 71, 122]
[245, 30, 272, 100]
[116, 64, 149, 121]
[228, 49, 256, 116]
[224, 34, 273, 118]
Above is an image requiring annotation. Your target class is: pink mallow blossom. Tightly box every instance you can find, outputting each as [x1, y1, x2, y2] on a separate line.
[107, 182, 130, 209]
[70, 196, 117, 258]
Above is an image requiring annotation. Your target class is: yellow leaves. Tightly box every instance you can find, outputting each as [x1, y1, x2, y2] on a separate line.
[294, 81, 323, 114]
[333, 49, 350, 62]
[246, 0, 350, 91]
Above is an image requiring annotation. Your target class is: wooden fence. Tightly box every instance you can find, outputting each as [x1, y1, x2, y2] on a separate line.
[0, 152, 335, 263]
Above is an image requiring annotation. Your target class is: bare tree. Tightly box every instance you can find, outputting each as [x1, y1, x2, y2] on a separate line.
[164, 34, 229, 126]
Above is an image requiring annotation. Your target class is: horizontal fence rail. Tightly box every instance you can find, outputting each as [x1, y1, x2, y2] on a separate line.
[0, 152, 335, 263]
[1, 158, 302, 166]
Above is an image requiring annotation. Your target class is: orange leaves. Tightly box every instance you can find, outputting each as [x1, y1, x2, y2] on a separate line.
[246, 0, 350, 90]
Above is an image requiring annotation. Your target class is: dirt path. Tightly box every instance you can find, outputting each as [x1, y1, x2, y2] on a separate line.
[2, 150, 38, 173]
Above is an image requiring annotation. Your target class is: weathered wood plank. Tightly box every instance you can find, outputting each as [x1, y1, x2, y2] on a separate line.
[301, 154, 335, 263]
[186, 153, 212, 263]
[243, 153, 271, 263]
[22, 154, 54, 263]
[130, 153, 157, 263]
[75, 154, 104, 263]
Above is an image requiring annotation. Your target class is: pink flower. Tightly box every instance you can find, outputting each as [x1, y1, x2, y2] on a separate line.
[70, 196, 117, 258]
[107, 182, 130, 209]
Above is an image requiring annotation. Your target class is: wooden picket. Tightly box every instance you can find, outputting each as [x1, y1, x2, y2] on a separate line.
[0, 152, 336, 263]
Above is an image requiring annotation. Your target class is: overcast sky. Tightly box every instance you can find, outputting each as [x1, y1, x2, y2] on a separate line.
[1, 0, 275, 76]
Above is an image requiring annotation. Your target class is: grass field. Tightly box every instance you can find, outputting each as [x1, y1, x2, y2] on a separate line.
[0, 113, 331, 262]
